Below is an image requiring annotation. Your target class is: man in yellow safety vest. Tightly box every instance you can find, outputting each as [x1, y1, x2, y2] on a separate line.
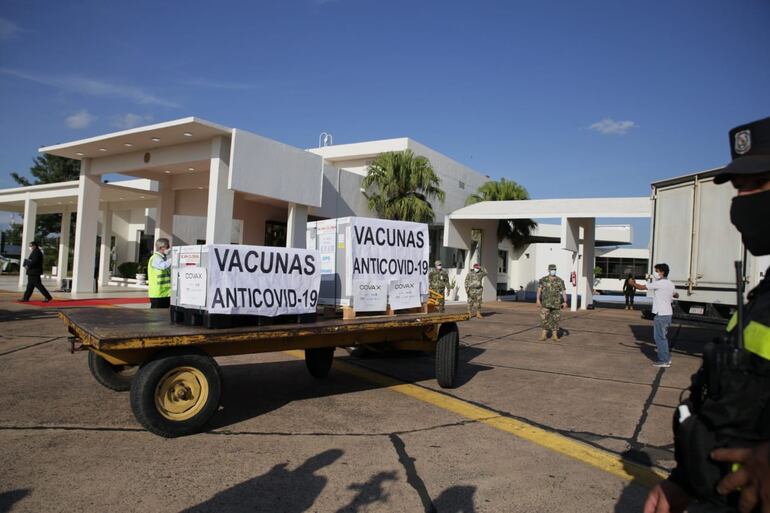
[147, 238, 172, 309]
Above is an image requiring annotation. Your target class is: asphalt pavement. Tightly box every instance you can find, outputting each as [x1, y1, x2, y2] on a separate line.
[0, 291, 719, 513]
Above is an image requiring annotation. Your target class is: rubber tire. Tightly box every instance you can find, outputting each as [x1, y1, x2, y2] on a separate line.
[129, 349, 222, 438]
[88, 350, 137, 392]
[435, 323, 460, 389]
[305, 347, 335, 379]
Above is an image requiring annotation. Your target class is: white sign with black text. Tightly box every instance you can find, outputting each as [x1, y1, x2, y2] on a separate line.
[352, 279, 388, 312]
[348, 218, 429, 294]
[205, 245, 321, 316]
[178, 267, 207, 307]
[388, 278, 422, 310]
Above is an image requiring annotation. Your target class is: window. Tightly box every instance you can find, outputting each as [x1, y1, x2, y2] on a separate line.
[498, 250, 508, 274]
[459, 180, 465, 190]
[595, 257, 649, 279]
[265, 221, 287, 247]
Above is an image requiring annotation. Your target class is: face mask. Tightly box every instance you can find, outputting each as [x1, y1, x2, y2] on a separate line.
[549, 270, 556, 276]
[731, 189, 770, 256]
[436, 265, 442, 271]
[656, 273, 664, 280]
[474, 268, 480, 273]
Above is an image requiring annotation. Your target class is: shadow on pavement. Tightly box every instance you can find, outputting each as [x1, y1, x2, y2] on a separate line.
[179, 449, 343, 513]
[0, 488, 31, 513]
[341, 345, 492, 388]
[613, 449, 652, 513]
[208, 351, 492, 431]
[334, 470, 398, 513]
[628, 324, 718, 359]
[0, 308, 58, 323]
[433, 486, 477, 513]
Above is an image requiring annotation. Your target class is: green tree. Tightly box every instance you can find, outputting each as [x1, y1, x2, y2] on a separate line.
[11, 154, 81, 186]
[362, 150, 445, 223]
[465, 178, 537, 249]
[9, 155, 80, 241]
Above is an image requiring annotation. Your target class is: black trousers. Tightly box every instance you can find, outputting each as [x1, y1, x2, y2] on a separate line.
[150, 297, 170, 309]
[624, 292, 635, 306]
[23, 275, 52, 301]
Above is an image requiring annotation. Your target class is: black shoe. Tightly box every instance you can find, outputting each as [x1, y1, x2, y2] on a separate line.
[19, 299, 29, 302]
[43, 298, 52, 303]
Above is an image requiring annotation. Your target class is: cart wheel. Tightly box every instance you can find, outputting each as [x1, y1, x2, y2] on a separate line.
[88, 350, 137, 392]
[130, 349, 221, 438]
[435, 323, 459, 389]
[305, 347, 335, 379]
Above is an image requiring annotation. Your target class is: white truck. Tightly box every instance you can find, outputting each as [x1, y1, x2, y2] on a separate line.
[650, 168, 770, 324]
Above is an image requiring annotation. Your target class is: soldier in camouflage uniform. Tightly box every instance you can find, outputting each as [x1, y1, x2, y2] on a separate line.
[428, 260, 450, 312]
[465, 263, 486, 319]
[536, 264, 567, 341]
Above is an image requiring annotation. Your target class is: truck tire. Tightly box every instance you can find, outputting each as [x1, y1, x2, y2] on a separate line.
[88, 350, 137, 392]
[305, 347, 334, 379]
[129, 349, 221, 438]
[435, 323, 459, 389]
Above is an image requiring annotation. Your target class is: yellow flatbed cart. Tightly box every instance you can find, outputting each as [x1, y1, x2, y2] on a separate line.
[60, 308, 469, 438]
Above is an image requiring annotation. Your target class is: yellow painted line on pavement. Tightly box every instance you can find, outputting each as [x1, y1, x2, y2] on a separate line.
[284, 349, 666, 489]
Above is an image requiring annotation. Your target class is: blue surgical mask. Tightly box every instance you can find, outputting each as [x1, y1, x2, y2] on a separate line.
[549, 270, 556, 276]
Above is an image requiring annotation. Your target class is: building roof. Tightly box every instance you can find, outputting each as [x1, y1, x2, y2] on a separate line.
[0, 180, 158, 214]
[449, 197, 652, 220]
[531, 223, 632, 245]
[39, 117, 232, 161]
[307, 138, 410, 161]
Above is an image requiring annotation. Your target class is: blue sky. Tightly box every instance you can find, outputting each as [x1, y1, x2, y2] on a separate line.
[1, 0, 769, 246]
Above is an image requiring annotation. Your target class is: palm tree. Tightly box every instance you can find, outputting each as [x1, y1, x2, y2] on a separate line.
[362, 150, 445, 223]
[465, 178, 537, 249]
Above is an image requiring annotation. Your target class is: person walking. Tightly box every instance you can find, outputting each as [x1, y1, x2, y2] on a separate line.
[536, 264, 567, 341]
[464, 263, 486, 319]
[148, 238, 172, 309]
[632, 263, 677, 367]
[428, 260, 450, 312]
[643, 117, 770, 513]
[623, 273, 636, 310]
[20, 241, 53, 302]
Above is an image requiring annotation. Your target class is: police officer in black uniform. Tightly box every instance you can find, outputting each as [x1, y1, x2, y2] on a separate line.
[644, 116, 770, 513]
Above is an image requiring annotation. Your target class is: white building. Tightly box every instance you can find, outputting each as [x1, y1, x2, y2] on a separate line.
[0, 118, 489, 294]
[0, 117, 651, 303]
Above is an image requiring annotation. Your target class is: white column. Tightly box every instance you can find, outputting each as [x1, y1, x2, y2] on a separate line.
[72, 158, 100, 294]
[580, 218, 595, 310]
[154, 177, 174, 243]
[98, 204, 113, 288]
[570, 251, 579, 312]
[18, 196, 37, 289]
[286, 202, 308, 248]
[57, 208, 72, 289]
[480, 220, 499, 301]
[205, 136, 234, 244]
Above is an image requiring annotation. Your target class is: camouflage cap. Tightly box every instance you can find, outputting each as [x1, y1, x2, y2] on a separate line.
[434, 260, 442, 266]
[548, 264, 557, 270]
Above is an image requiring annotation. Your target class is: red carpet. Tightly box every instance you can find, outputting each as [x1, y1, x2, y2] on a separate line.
[17, 297, 149, 307]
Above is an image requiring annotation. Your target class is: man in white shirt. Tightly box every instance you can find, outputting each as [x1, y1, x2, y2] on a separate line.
[633, 263, 679, 367]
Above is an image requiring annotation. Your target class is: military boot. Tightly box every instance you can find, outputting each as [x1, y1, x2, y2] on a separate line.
[539, 330, 547, 341]
[475, 312, 483, 319]
[551, 330, 560, 342]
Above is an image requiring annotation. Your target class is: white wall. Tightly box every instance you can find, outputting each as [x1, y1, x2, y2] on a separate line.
[310, 138, 490, 222]
[229, 129, 323, 208]
[407, 140, 489, 218]
[112, 208, 148, 264]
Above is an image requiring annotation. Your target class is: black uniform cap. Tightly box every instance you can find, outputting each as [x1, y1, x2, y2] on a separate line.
[714, 116, 770, 184]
